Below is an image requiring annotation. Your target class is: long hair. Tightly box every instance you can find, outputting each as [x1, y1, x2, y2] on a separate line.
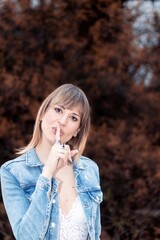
[17, 84, 91, 161]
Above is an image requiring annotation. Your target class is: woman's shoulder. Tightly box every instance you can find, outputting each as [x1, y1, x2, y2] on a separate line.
[76, 156, 102, 191]
[1, 148, 40, 171]
[78, 155, 99, 168]
[1, 153, 27, 170]
[77, 156, 100, 179]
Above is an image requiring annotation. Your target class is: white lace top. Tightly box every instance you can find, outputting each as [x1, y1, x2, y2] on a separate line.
[58, 196, 88, 240]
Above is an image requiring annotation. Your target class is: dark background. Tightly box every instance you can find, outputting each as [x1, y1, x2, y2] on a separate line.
[0, 0, 160, 239]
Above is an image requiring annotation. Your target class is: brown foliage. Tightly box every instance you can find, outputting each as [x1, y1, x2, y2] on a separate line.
[0, 0, 160, 239]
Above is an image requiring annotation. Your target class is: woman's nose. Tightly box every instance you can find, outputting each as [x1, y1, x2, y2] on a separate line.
[58, 114, 68, 125]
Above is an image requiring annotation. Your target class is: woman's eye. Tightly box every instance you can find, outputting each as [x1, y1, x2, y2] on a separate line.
[54, 107, 62, 113]
[70, 116, 78, 121]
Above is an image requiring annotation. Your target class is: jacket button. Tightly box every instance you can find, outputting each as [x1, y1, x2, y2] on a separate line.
[52, 199, 56, 203]
[50, 222, 55, 228]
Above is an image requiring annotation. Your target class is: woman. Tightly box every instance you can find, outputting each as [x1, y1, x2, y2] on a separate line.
[1, 84, 103, 240]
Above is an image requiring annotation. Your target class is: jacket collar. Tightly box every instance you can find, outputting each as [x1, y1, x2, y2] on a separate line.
[25, 148, 43, 167]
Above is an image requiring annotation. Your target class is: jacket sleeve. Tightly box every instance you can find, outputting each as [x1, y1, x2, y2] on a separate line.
[88, 188, 103, 239]
[0, 166, 54, 240]
[86, 161, 103, 240]
[95, 203, 102, 240]
[94, 164, 103, 240]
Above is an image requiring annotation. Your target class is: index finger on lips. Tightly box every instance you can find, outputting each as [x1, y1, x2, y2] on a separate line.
[55, 123, 61, 144]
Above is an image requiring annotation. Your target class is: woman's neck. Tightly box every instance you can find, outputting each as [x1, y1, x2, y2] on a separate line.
[35, 141, 52, 164]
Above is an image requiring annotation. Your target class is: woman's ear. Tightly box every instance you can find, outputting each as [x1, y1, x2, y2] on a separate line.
[73, 129, 80, 137]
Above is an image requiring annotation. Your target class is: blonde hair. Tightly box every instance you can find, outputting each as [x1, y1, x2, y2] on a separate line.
[17, 84, 91, 161]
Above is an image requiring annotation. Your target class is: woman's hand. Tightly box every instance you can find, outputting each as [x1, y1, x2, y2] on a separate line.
[42, 123, 78, 178]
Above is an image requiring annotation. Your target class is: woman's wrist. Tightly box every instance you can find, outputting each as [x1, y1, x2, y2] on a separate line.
[42, 165, 53, 179]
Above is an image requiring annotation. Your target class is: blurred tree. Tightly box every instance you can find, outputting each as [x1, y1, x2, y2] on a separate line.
[0, 0, 160, 239]
[0, 0, 134, 158]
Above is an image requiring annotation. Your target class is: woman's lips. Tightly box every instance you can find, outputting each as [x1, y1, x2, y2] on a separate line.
[52, 127, 64, 136]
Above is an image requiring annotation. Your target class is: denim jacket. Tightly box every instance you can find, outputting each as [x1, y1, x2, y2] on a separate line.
[0, 149, 103, 240]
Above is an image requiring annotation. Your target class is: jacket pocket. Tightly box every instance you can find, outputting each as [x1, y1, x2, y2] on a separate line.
[87, 189, 103, 204]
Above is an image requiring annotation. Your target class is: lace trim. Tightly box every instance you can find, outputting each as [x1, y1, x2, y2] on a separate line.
[59, 196, 79, 220]
[58, 196, 88, 240]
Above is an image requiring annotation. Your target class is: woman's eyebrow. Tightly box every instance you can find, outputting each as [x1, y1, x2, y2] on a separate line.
[55, 104, 65, 109]
[72, 112, 81, 118]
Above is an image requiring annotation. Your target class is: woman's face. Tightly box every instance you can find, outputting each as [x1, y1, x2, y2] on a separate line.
[40, 104, 81, 146]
